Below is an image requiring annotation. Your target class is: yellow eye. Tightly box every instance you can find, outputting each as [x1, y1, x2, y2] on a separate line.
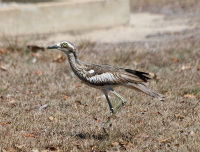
[62, 43, 68, 47]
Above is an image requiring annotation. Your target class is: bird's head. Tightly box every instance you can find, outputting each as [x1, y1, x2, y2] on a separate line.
[47, 41, 76, 55]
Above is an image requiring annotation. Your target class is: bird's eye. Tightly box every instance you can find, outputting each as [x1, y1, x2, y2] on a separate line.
[62, 43, 68, 48]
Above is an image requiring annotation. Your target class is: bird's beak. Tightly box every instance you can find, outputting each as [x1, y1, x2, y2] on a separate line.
[47, 45, 59, 49]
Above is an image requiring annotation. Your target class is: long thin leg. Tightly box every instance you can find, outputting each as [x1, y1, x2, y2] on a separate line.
[102, 90, 114, 133]
[104, 89, 127, 132]
[109, 89, 127, 105]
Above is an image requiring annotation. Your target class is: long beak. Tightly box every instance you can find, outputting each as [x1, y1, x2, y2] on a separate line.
[47, 45, 59, 49]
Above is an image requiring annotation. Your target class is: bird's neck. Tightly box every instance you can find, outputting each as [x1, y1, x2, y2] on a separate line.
[66, 51, 82, 73]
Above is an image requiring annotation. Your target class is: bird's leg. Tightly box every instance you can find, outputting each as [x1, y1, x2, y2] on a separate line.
[102, 90, 114, 133]
[109, 89, 127, 106]
[104, 89, 127, 131]
[105, 93, 114, 126]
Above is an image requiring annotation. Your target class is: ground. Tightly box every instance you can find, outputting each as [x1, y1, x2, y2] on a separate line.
[0, 0, 200, 151]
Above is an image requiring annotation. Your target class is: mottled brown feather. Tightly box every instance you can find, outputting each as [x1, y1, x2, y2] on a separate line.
[74, 63, 151, 86]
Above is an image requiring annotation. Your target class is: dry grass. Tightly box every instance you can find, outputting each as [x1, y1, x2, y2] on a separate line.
[1, 1, 200, 151]
[1, 32, 200, 151]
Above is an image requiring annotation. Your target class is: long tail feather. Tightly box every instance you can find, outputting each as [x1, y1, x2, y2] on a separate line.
[126, 83, 165, 101]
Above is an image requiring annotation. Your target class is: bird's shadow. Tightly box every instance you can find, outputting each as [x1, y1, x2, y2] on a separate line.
[74, 130, 135, 141]
[75, 132, 108, 140]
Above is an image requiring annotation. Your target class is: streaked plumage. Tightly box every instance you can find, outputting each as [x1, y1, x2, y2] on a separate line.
[47, 41, 165, 133]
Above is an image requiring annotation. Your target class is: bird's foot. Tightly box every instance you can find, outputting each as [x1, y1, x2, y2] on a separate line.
[103, 126, 108, 134]
[122, 100, 127, 105]
[103, 121, 113, 134]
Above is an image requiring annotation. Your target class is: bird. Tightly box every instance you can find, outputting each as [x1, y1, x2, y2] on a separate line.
[47, 41, 165, 133]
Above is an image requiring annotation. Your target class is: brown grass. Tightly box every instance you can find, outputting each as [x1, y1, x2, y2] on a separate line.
[1, 33, 200, 151]
[1, 1, 200, 152]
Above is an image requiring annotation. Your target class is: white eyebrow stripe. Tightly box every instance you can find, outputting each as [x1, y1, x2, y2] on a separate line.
[67, 42, 75, 49]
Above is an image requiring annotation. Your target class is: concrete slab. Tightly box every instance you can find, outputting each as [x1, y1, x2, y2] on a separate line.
[0, 0, 130, 36]
[31, 12, 195, 46]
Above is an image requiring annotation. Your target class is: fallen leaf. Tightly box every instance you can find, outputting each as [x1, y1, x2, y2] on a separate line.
[65, 76, 71, 80]
[183, 94, 196, 99]
[159, 137, 171, 143]
[40, 150, 48, 152]
[36, 92, 42, 97]
[96, 119, 101, 123]
[49, 116, 54, 121]
[175, 114, 185, 119]
[12, 63, 20, 68]
[48, 116, 58, 123]
[120, 141, 134, 148]
[140, 109, 147, 112]
[189, 131, 195, 137]
[109, 142, 119, 147]
[33, 52, 42, 58]
[53, 54, 66, 63]
[197, 66, 200, 71]
[181, 65, 191, 70]
[186, 122, 192, 127]
[145, 147, 151, 152]
[8, 100, 16, 104]
[0, 121, 11, 125]
[124, 113, 132, 117]
[43, 146, 60, 152]
[54, 117, 58, 123]
[140, 134, 150, 138]
[74, 84, 82, 88]
[152, 111, 163, 115]
[81, 115, 93, 119]
[75, 100, 82, 105]
[35, 71, 44, 74]
[63, 95, 70, 100]
[106, 115, 119, 120]
[0, 48, 10, 54]
[32, 149, 40, 152]
[15, 144, 26, 149]
[71, 142, 80, 146]
[39, 104, 48, 111]
[75, 101, 88, 107]
[32, 57, 37, 63]
[27, 45, 45, 52]
[140, 120, 144, 125]
[173, 57, 179, 63]
[5, 147, 16, 152]
[178, 100, 186, 103]
[21, 133, 38, 138]
[0, 66, 7, 71]
[7, 94, 11, 98]
[91, 145, 96, 151]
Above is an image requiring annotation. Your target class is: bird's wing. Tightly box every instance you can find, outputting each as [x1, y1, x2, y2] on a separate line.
[82, 64, 125, 85]
[82, 64, 151, 86]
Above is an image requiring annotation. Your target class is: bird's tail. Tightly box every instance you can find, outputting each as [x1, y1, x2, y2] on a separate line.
[126, 83, 165, 101]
